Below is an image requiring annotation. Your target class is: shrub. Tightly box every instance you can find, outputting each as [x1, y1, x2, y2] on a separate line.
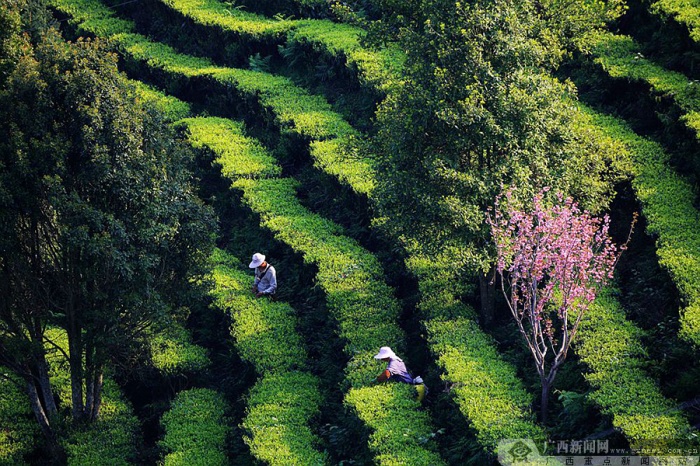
[149, 323, 210, 376]
[574, 289, 696, 444]
[209, 249, 329, 463]
[583, 31, 700, 143]
[650, 0, 700, 43]
[160, 388, 229, 466]
[406, 253, 547, 453]
[579, 104, 700, 347]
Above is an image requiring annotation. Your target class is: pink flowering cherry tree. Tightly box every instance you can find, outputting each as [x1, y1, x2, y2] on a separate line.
[489, 189, 628, 423]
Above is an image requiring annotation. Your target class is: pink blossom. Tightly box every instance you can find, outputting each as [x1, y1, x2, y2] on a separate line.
[487, 187, 624, 418]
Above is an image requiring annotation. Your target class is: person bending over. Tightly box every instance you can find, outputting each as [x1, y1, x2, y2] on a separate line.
[374, 346, 426, 401]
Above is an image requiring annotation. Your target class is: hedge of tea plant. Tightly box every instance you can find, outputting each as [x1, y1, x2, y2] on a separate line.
[579, 104, 700, 348]
[582, 30, 700, 145]
[159, 388, 230, 465]
[51, 0, 700, 456]
[132, 80, 192, 121]
[649, 0, 700, 43]
[158, 18, 547, 454]
[49, 0, 378, 197]
[573, 288, 696, 444]
[152, 0, 402, 94]
[179, 115, 444, 464]
[405, 253, 547, 454]
[149, 322, 210, 377]
[209, 251, 329, 464]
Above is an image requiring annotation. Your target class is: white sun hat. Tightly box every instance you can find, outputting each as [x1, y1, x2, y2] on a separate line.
[249, 253, 265, 268]
[373, 346, 396, 360]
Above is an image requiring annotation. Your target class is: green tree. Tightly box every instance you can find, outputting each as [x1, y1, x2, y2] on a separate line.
[0, 8, 215, 446]
[370, 0, 628, 325]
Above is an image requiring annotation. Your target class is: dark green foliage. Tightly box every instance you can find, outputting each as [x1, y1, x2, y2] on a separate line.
[371, 0, 628, 280]
[0, 10, 215, 442]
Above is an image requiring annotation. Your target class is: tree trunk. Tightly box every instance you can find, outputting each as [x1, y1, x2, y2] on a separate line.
[84, 335, 104, 422]
[89, 371, 103, 421]
[26, 378, 53, 440]
[67, 317, 84, 421]
[540, 365, 560, 425]
[26, 378, 65, 462]
[479, 268, 496, 326]
[540, 379, 550, 425]
[29, 317, 57, 417]
[85, 345, 94, 419]
[36, 356, 57, 417]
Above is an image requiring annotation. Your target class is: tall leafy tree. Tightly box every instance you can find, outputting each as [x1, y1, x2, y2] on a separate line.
[370, 0, 628, 323]
[0, 5, 215, 444]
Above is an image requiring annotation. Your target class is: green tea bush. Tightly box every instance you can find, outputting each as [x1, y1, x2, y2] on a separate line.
[574, 289, 695, 444]
[210, 251, 308, 372]
[150, 0, 402, 94]
[49, 0, 134, 36]
[133, 80, 192, 121]
[160, 388, 229, 466]
[222, 0, 328, 21]
[579, 105, 700, 348]
[406, 253, 547, 454]
[346, 384, 445, 466]
[149, 323, 210, 376]
[650, 0, 700, 43]
[51, 0, 378, 200]
[178, 117, 281, 179]
[158, 0, 294, 38]
[209, 249, 329, 464]
[241, 372, 328, 465]
[309, 137, 375, 196]
[212, 250, 328, 465]
[583, 31, 700, 143]
[113, 34, 356, 140]
[285, 20, 403, 95]
[179, 114, 443, 463]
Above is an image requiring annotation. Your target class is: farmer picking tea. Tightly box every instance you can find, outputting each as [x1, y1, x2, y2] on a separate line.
[374, 346, 426, 401]
[249, 252, 277, 298]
